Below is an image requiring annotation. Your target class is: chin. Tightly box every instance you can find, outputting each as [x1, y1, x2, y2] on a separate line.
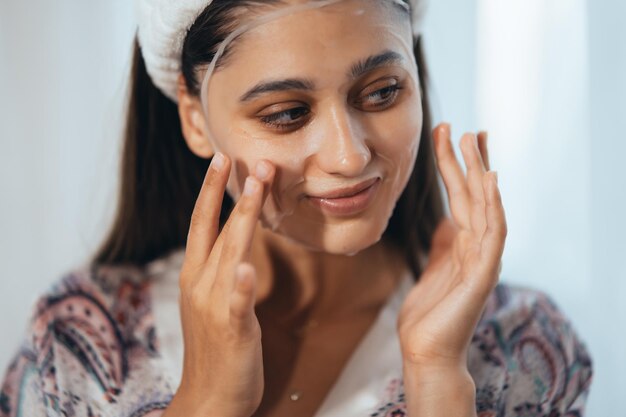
[323, 223, 388, 255]
[266, 214, 390, 256]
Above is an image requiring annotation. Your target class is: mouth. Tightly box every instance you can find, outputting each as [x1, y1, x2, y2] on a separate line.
[306, 178, 381, 217]
[307, 177, 379, 199]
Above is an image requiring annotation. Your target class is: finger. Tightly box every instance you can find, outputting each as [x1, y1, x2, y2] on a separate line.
[430, 216, 458, 250]
[477, 131, 490, 171]
[184, 152, 231, 273]
[222, 160, 276, 263]
[479, 171, 507, 287]
[460, 133, 487, 238]
[208, 159, 276, 267]
[210, 160, 275, 302]
[229, 262, 259, 336]
[254, 159, 275, 202]
[432, 123, 471, 230]
[211, 175, 265, 306]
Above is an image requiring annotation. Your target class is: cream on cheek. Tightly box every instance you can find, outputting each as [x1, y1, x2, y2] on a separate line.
[216, 133, 310, 230]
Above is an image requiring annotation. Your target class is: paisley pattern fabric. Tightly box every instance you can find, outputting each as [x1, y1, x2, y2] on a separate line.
[0, 248, 593, 417]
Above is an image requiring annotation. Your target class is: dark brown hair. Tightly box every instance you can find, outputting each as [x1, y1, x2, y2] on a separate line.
[90, 0, 444, 280]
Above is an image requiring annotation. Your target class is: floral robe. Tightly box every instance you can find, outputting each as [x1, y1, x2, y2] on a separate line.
[0, 248, 593, 417]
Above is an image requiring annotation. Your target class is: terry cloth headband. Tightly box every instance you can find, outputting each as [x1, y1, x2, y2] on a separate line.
[135, 0, 426, 103]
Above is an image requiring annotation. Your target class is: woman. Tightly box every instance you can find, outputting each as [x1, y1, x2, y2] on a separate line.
[0, 0, 593, 416]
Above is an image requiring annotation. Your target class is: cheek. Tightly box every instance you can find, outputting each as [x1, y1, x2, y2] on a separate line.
[204, 95, 308, 199]
[218, 138, 309, 201]
[376, 100, 423, 176]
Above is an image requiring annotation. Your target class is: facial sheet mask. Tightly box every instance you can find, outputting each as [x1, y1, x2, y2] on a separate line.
[196, 0, 422, 252]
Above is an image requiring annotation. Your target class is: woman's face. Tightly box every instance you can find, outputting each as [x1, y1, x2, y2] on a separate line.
[202, 0, 422, 255]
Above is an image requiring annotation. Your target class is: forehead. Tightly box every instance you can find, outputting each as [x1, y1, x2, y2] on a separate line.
[212, 0, 413, 83]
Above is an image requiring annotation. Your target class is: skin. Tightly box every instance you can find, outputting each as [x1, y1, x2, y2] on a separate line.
[196, 0, 421, 257]
[167, 1, 506, 416]
[400, 125, 504, 416]
[178, 0, 422, 330]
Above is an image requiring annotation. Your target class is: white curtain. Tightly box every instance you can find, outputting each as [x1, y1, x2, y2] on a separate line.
[1, 1, 623, 415]
[424, 0, 625, 415]
[0, 0, 136, 376]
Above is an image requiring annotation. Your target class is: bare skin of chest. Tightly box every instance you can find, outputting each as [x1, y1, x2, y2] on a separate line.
[251, 310, 379, 417]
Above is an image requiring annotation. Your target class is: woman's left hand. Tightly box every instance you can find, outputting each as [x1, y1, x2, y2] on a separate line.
[397, 123, 507, 384]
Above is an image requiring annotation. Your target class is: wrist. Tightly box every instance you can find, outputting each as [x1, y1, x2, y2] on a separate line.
[162, 392, 210, 417]
[402, 364, 477, 417]
[163, 390, 251, 417]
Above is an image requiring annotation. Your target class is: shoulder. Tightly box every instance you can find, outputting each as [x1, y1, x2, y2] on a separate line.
[1, 261, 171, 417]
[32, 260, 158, 361]
[469, 282, 593, 416]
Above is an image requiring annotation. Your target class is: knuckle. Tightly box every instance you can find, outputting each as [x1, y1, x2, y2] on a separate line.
[489, 221, 507, 239]
[241, 197, 254, 213]
[450, 187, 465, 199]
[221, 327, 237, 344]
[179, 273, 194, 293]
[236, 194, 255, 215]
[189, 287, 211, 312]
[229, 301, 248, 320]
[247, 321, 262, 340]
[501, 222, 508, 238]
[439, 149, 454, 162]
[179, 263, 201, 289]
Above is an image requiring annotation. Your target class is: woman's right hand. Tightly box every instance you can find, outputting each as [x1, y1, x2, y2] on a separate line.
[163, 152, 275, 417]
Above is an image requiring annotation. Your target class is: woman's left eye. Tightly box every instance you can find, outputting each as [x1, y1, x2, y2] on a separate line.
[356, 83, 403, 109]
[259, 106, 310, 130]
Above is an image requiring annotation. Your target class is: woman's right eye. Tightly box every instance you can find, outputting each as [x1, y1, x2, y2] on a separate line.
[258, 107, 310, 131]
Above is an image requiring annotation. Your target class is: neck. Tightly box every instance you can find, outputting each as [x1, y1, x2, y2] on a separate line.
[250, 222, 408, 322]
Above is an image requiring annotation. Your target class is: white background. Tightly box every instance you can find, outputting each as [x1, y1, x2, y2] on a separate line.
[1, 1, 624, 415]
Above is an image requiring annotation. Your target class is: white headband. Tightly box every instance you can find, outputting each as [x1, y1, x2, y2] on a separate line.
[135, 0, 427, 103]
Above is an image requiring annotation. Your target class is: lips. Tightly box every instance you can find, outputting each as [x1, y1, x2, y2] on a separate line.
[306, 178, 381, 216]
[306, 177, 379, 199]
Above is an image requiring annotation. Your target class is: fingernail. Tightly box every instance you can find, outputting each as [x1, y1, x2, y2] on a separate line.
[255, 160, 271, 180]
[243, 176, 259, 196]
[211, 152, 225, 171]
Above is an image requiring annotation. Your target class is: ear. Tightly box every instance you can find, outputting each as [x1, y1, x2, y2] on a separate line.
[177, 73, 215, 159]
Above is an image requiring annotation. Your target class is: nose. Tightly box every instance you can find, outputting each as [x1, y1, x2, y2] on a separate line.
[316, 103, 372, 177]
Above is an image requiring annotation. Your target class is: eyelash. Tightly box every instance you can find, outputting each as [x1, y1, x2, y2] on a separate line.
[258, 84, 404, 131]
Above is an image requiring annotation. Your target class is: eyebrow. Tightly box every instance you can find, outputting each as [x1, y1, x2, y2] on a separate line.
[238, 49, 405, 103]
